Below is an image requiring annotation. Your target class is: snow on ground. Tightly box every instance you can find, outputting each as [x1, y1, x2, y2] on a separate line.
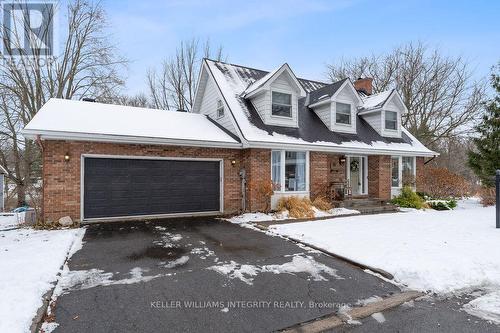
[207, 254, 342, 285]
[0, 227, 85, 333]
[463, 290, 500, 324]
[226, 207, 359, 224]
[269, 198, 500, 324]
[0, 212, 27, 230]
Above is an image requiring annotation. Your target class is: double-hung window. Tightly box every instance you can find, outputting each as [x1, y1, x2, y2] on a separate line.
[271, 92, 292, 117]
[271, 151, 307, 192]
[385, 111, 397, 130]
[216, 99, 224, 118]
[335, 102, 351, 125]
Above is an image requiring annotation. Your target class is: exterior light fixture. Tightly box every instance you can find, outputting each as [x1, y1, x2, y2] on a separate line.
[64, 153, 70, 162]
[231, 159, 236, 166]
[339, 156, 346, 165]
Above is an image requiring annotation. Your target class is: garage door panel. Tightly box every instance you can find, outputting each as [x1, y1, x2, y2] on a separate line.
[83, 158, 221, 219]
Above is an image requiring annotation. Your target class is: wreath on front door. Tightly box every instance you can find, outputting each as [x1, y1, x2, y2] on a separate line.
[350, 160, 359, 172]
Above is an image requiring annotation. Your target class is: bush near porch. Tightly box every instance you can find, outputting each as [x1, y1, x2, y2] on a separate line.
[418, 167, 472, 199]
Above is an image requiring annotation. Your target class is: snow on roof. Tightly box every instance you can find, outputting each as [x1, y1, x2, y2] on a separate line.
[23, 99, 240, 145]
[205, 60, 436, 156]
[243, 64, 284, 96]
[361, 90, 393, 110]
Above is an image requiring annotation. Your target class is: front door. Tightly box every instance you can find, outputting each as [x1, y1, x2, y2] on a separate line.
[347, 156, 367, 196]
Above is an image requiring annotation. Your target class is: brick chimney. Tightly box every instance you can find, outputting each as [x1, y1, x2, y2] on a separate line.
[353, 78, 373, 95]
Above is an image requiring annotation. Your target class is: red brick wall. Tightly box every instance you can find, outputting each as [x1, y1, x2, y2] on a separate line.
[368, 155, 391, 200]
[42, 140, 244, 222]
[416, 156, 425, 192]
[241, 149, 271, 212]
[310, 152, 329, 199]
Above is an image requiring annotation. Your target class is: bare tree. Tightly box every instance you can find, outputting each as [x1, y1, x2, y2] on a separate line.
[0, 0, 126, 208]
[326, 42, 486, 148]
[105, 93, 151, 108]
[147, 38, 226, 111]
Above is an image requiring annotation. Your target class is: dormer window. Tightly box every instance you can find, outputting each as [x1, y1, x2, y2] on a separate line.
[216, 99, 224, 118]
[336, 102, 351, 125]
[385, 111, 397, 130]
[271, 91, 292, 118]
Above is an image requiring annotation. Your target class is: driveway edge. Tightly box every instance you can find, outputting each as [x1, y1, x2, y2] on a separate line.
[254, 223, 394, 280]
[279, 291, 424, 333]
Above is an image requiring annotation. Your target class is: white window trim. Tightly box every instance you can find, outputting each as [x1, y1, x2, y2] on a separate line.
[271, 90, 293, 119]
[335, 101, 352, 125]
[391, 156, 416, 189]
[271, 150, 310, 194]
[384, 110, 398, 130]
[331, 97, 357, 133]
[345, 155, 368, 195]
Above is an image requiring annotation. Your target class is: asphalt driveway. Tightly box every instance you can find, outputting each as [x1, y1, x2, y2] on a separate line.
[50, 217, 401, 332]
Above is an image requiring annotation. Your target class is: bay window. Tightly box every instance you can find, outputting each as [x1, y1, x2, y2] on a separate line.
[391, 156, 416, 188]
[271, 150, 308, 192]
[402, 156, 416, 187]
[391, 156, 400, 187]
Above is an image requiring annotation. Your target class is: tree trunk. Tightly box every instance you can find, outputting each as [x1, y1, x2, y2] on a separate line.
[16, 183, 26, 207]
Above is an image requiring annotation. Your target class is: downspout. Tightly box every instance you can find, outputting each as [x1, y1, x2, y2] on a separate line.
[239, 168, 246, 212]
[424, 155, 437, 165]
[35, 135, 44, 223]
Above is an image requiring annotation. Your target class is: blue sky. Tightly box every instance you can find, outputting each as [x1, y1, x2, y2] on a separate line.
[101, 0, 499, 95]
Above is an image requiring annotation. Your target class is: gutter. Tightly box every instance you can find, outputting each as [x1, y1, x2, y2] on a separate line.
[22, 129, 243, 149]
[245, 140, 438, 157]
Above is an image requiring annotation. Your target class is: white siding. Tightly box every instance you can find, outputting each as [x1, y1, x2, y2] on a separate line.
[312, 103, 331, 129]
[361, 112, 382, 134]
[331, 84, 358, 134]
[250, 71, 299, 128]
[251, 90, 269, 122]
[381, 95, 402, 138]
[197, 76, 238, 135]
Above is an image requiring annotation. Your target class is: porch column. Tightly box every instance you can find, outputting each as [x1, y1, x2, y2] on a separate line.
[368, 155, 391, 200]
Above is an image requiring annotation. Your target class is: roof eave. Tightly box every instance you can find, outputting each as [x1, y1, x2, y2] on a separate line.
[22, 129, 243, 149]
[244, 139, 437, 157]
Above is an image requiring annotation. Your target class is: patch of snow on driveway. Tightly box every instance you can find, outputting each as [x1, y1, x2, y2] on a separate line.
[0, 227, 85, 333]
[463, 290, 500, 324]
[207, 254, 342, 285]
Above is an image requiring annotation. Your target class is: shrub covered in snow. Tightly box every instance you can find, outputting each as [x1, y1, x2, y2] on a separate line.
[277, 196, 314, 219]
[426, 199, 457, 210]
[391, 186, 426, 209]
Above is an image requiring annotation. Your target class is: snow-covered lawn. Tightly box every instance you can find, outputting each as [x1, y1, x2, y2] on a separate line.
[227, 207, 359, 224]
[0, 227, 85, 333]
[269, 198, 500, 324]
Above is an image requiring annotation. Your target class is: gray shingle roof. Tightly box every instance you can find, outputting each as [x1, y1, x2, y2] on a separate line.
[204, 59, 435, 156]
[308, 78, 348, 105]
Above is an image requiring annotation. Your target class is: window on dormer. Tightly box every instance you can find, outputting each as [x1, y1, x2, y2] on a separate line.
[272, 91, 292, 117]
[336, 102, 351, 125]
[216, 99, 224, 118]
[385, 111, 397, 130]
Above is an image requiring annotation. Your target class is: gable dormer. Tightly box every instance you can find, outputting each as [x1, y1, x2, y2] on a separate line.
[308, 79, 362, 134]
[242, 64, 306, 128]
[358, 89, 407, 138]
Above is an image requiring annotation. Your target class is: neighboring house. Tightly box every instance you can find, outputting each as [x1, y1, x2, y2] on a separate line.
[23, 59, 436, 223]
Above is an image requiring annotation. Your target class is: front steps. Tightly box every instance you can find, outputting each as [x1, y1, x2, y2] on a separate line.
[333, 198, 399, 214]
